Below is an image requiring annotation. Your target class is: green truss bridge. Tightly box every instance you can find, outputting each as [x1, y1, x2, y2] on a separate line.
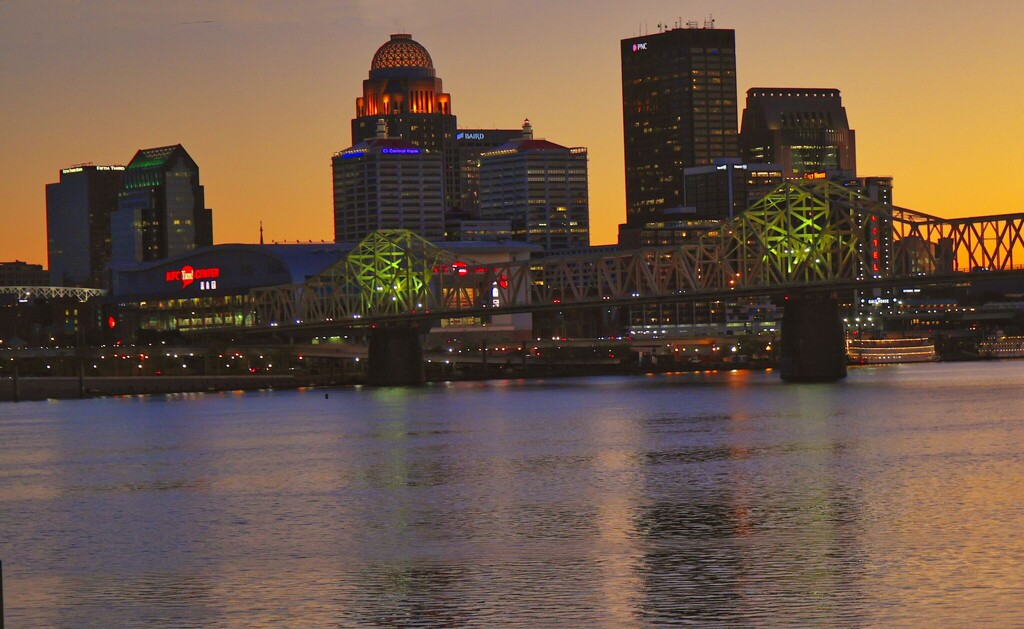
[245, 179, 1024, 383]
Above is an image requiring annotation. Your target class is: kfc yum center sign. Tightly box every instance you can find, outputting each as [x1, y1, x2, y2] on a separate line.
[166, 265, 220, 290]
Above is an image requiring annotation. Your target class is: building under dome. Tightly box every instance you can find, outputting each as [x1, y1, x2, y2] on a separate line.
[332, 120, 445, 243]
[351, 33, 460, 229]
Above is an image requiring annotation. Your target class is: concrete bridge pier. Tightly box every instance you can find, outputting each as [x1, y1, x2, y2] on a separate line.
[367, 325, 425, 386]
[779, 296, 847, 382]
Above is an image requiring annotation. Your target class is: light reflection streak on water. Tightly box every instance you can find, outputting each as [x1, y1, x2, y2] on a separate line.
[0, 362, 1022, 626]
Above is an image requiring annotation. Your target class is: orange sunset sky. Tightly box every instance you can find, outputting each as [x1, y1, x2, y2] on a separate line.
[3, 0, 1024, 266]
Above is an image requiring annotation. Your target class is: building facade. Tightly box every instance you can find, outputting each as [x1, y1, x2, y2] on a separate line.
[351, 34, 461, 223]
[740, 88, 857, 179]
[452, 128, 524, 233]
[682, 158, 784, 221]
[620, 24, 739, 232]
[332, 121, 445, 243]
[843, 176, 893, 206]
[478, 121, 590, 252]
[110, 145, 213, 265]
[0, 261, 50, 286]
[46, 164, 125, 287]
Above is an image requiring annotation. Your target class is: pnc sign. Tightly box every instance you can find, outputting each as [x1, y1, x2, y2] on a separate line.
[632, 42, 648, 52]
[166, 265, 220, 289]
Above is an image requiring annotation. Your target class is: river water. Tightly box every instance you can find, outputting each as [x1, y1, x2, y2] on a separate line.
[1, 361, 1023, 627]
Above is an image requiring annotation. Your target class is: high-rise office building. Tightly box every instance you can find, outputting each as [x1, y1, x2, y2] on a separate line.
[478, 121, 590, 252]
[740, 88, 857, 179]
[682, 158, 784, 221]
[333, 120, 445, 243]
[620, 23, 739, 233]
[453, 128, 523, 225]
[111, 145, 213, 265]
[46, 164, 125, 286]
[351, 34, 460, 225]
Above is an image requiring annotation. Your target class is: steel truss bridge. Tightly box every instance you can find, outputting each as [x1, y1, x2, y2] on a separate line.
[250, 180, 1024, 329]
[0, 286, 105, 303]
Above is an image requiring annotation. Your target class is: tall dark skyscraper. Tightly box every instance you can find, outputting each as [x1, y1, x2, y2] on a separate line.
[46, 164, 125, 287]
[351, 34, 460, 226]
[111, 145, 213, 265]
[620, 24, 739, 232]
[740, 88, 857, 178]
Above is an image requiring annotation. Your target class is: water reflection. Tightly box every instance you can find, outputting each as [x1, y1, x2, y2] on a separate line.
[0, 363, 1023, 625]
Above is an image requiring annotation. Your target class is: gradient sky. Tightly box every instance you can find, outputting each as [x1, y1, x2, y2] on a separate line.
[3, 0, 1024, 266]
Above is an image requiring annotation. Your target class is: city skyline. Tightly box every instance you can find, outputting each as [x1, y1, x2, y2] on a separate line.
[4, 0, 1024, 265]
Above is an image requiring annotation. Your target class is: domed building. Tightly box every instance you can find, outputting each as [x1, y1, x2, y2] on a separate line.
[349, 34, 459, 227]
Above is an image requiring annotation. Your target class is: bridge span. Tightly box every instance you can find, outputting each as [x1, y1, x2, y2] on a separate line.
[229, 180, 1024, 383]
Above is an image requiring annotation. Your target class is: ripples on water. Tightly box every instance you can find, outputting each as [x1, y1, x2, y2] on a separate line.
[1, 362, 1023, 626]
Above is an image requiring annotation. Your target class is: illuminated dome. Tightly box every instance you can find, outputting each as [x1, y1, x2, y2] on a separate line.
[370, 34, 434, 77]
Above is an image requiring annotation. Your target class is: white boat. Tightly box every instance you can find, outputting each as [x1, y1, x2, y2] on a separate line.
[977, 335, 1024, 359]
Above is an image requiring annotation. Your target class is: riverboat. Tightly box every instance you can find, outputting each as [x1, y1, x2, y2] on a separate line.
[977, 334, 1024, 359]
[847, 336, 937, 365]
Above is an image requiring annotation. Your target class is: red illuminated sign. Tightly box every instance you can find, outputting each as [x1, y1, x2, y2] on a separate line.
[166, 265, 220, 289]
[431, 261, 509, 288]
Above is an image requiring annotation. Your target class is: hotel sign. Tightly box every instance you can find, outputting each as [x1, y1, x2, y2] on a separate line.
[166, 265, 220, 290]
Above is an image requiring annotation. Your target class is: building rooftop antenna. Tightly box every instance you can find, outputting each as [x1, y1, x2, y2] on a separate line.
[704, 14, 715, 29]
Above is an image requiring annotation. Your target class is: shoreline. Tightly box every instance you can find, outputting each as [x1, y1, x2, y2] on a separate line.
[5, 355, 1009, 402]
[0, 364, 736, 401]
[0, 374, 355, 402]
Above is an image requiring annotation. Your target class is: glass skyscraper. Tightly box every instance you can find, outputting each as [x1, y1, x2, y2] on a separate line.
[46, 164, 125, 287]
[111, 145, 213, 265]
[739, 88, 857, 179]
[620, 25, 739, 231]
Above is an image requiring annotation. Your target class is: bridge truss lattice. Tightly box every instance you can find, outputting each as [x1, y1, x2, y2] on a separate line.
[251, 180, 1024, 326]
[0, 286, 105, 303]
